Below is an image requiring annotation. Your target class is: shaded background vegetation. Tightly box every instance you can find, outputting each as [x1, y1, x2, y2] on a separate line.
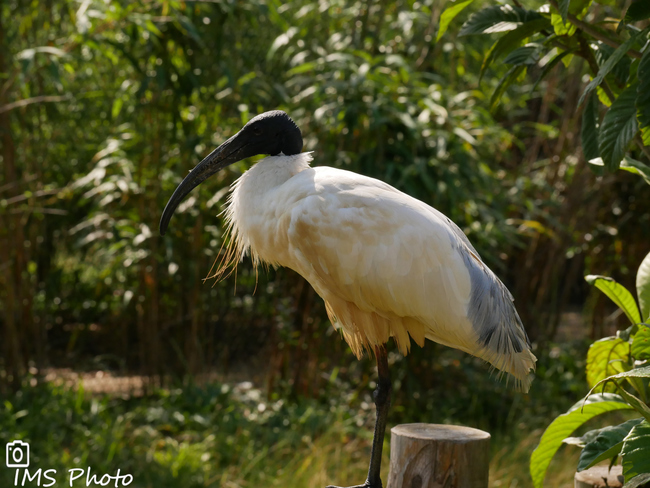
[0, 0, 649, 486]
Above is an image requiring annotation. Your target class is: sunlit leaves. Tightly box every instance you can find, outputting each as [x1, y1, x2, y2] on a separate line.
[619, 157, 650, 186]
[530, 394, 634, 488]
[268, 27, 299, 61]
[479, 18, 550, 82]
[16, 46, 67, 60]
[585, 275, 642, 325]
[598, 83, 639, 171]
[551, 0, 592, 36]
[631, 325, 650, 361]
[586, 338, 630, 391]
[578, 28, 648, 107]
[638, 252, 650, 321]
[587, 367, 650, 421]
[437, 0, 475, 41]
[459, 5, 542, 36]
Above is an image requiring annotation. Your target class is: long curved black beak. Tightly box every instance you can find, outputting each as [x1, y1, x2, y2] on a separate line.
[159, 132, 246, 236]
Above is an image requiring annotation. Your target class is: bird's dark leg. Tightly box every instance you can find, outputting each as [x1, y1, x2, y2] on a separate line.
[326, 345, 391, 488]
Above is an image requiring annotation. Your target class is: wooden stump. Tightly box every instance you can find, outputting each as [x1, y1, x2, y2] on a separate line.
[387, 423, 490, 488]
[574, 465, 623, 488]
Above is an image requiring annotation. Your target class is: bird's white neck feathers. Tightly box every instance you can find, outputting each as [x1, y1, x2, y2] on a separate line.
[208, 152, 314, 279]
[234, 152, 313, 193]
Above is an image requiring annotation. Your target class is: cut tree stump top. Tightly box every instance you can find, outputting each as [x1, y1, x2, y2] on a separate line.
[388, 423, 491, 488]
[391, 423, 491, 442]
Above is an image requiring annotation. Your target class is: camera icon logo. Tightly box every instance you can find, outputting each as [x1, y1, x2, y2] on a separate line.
[6, 440, 30, 468]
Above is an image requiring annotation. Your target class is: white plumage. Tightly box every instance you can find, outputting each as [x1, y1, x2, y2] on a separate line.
[161, 110, 536, 488]
[219, 152, 536, 391]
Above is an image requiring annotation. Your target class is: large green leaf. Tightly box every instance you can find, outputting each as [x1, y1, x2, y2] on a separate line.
[621, 421, 650, 484]
[587, 337, 630, 390]
[551, 0, 592, 36]
[638, 252, 650, 321]
[593, 42, 632, 87]
[578, 28, 648, 107]
[530, 393, 634, 488]
[480, 18, 551, 82]
[637, 48, 650, 146]
[578, 418, 645, 471]
[582, 92, 600, 161]
[632, 325, 650, 361]
[624, 473, 650, 488]
[459, 5, 542, 36]
[437, 0, 475, 41]
[620, 157, 650, 186]
[585, 275, 642, 325]
[599, 83, 639, 171]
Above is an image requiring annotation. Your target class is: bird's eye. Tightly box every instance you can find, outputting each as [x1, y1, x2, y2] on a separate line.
[253, 126, 262, 135]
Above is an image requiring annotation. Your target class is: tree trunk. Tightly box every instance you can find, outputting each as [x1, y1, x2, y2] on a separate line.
[387, 423, 490, 488]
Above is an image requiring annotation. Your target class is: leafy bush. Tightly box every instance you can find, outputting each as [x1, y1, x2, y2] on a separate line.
[0, 379, 368, 488]
[443, 0, 650, 179]
[530, 251, 650, 487]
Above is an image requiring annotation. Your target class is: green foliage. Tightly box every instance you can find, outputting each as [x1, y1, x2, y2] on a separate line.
[437, 0, 475, 41]
[1, 2, 648, 484]
[0, 380, 369, 488]
[636, 49, 650, 146]
[632, 326, 650, 361]
[638, 252, 650, 320]
[586, 337, 629, 391]
[444, 0, 650, 179]
[531, 253, 650, 487]
[459, 5, 543, 36]
[577, 418, 644, 472]
[529, 393, 633, 488]
[582, 93, 601, 160]
[622, 421, 650, 485]
[584, 275, 642, 325]
[479, 18, 551, 82]
[598, 83, 639, 171]
[625, 1, 650, 23]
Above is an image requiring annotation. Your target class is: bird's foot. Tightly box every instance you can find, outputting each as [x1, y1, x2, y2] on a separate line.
[326, 483, 378, 488]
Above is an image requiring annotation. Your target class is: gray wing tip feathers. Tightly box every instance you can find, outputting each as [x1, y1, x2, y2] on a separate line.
[462, 247, 537, 392]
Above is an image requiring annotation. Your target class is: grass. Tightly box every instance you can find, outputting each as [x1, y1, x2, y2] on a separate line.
[0, 374, 583, 488]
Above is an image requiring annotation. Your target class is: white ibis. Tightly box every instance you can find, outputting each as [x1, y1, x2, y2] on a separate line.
[160, 110, 536, 488]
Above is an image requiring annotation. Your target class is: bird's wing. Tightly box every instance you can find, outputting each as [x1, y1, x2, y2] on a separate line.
[280, 167, 535, 389]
